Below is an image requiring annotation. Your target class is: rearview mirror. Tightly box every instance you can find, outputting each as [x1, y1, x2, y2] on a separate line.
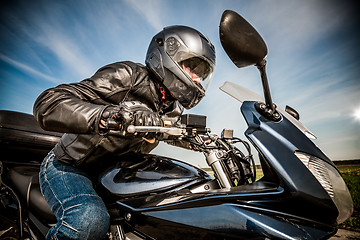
[219, 10, 280, 121]
[219, 10, 268, 68]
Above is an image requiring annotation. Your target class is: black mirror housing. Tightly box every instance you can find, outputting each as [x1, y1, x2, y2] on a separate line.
[219, 10, 268, 68]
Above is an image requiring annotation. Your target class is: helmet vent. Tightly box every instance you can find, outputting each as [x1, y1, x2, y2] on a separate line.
[165, 37, 180, 56]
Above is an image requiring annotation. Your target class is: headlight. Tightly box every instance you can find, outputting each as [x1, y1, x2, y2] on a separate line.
[295, 151, 353, 224]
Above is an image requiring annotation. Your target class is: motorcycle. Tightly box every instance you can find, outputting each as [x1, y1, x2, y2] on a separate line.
[0, 10, 353, 240]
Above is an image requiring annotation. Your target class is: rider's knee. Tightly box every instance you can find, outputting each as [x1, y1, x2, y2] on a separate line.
[56, 196, 110, 239]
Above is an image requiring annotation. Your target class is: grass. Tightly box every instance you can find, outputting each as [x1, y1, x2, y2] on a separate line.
[338, 165, 360, 231]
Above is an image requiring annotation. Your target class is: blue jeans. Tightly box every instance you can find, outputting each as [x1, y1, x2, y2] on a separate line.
[39, 150, 110, 240]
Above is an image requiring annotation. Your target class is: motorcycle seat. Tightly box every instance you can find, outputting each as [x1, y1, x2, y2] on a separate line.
[0, 110, 61, 163]
[8, 166, 57, 224]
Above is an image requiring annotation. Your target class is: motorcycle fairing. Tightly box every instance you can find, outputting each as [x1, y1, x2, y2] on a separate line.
[113, 177, 335, 239]
[240, 101, 338, 223]
[115, 190, 335, 240]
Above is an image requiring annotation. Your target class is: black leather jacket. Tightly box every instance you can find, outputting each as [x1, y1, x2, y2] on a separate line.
[33, 61, 183, 168]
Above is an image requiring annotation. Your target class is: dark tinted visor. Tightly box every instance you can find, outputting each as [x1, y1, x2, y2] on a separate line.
[179, 57, 212, 81]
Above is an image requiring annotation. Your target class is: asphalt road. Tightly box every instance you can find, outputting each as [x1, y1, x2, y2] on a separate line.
[330, 229, 360, 239]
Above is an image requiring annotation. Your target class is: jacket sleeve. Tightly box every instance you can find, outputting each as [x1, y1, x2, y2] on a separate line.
[33, 62, 134, 134]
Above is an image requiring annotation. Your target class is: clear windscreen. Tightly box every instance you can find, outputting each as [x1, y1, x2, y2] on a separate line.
[219, 81, 317, 139]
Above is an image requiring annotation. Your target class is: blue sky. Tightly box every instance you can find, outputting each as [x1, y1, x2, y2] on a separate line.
[1, 0, 359, 167]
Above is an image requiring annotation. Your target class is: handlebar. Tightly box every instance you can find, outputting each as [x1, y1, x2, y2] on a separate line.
[108, 119, 255, 186]
[109, 123, 255, 185]
[126, 125, 186, 137]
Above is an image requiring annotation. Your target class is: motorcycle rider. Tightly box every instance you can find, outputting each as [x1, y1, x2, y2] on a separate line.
[33, 25, 215, 240]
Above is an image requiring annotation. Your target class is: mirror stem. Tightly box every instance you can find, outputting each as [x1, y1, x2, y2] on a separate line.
[256, 59, 274, 112]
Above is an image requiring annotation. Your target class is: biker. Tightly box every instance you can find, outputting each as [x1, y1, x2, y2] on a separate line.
[33, 25, 215, 240]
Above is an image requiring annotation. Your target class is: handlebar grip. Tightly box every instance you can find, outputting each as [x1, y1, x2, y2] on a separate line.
[106, 118, 122, 130]
[127, 125, 136, 133]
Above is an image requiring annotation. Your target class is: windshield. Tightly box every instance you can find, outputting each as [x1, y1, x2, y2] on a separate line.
[219, 81, 317, 139]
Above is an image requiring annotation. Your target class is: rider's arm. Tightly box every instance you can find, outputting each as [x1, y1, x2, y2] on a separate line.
[33, 62, 134, 134]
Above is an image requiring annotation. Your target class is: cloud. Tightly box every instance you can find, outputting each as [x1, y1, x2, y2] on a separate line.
[34, 31, 97, 79]
[316, 133, 360, 160]
[123, 0, 166, 31]
[0, 53, 60, 84]
[318, 134, 359, 146]
[0, 0, 359, 163]
[246, 0, 351, 54]
[0, 1, 101, 81]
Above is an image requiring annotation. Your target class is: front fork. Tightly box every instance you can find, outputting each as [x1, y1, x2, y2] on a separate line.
[204, 148, 233, 188]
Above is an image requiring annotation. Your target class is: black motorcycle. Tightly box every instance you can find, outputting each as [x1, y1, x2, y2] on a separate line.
[0, 10, 353, 240]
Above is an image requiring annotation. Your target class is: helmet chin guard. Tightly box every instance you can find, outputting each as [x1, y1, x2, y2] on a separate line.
[146, 25, 215, 109]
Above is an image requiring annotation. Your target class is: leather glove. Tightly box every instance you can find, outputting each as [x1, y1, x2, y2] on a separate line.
[133, 110, 163, 127]
[99, 101, 163, 133]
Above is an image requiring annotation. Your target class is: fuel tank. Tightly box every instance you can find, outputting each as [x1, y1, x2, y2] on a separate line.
[98, 153, 213, 197]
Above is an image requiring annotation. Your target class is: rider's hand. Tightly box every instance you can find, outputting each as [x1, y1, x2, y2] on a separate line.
[133, 110, 162, 127]
[99, 101, 163, 133]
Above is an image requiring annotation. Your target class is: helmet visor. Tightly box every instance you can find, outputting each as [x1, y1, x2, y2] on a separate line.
[179, 57, 214, 90]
